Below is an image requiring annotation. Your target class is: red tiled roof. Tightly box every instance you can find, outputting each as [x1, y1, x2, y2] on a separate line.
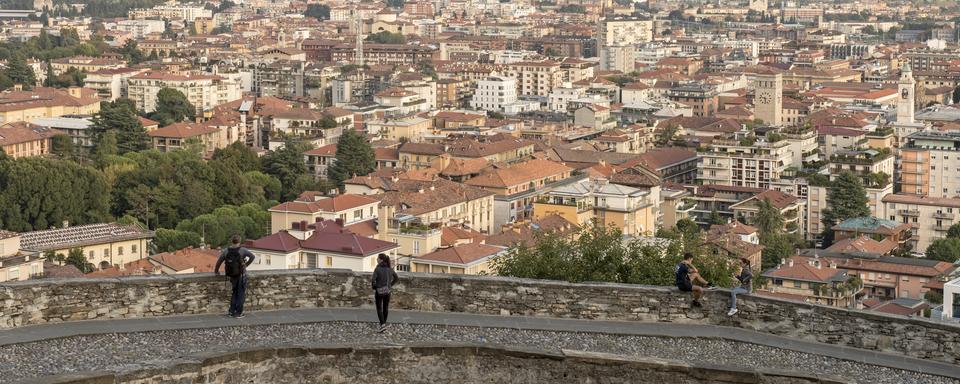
[147, 122, 220, 139]
[416, 243, 505, 265]
[270, 194, 379, 214]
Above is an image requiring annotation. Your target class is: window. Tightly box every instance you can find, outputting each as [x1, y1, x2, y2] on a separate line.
[339, 213, 346, 222]
[118, 247, 124, 256]
[103, 249, 110, 258]
[793, 280, 802, 288]
[132, 245, 137, 254]
[89, 251, 94, 259]
[354, 210, 362, 219]
[902, 276, 909, 281]
[413, 241, 420, 255]
[325, 256, 333, 267]
[369, 207, 374, 216]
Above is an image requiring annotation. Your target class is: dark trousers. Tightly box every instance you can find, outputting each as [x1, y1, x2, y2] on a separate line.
[375, 292, 391, 325]
[229, 274, 248, 315]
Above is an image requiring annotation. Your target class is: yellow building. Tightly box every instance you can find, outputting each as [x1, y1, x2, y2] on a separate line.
[368, 116, 432, 142]
[534, 179, 656, 236]
[19, 223, 154, 271]
[759, 256, 862, 308]
[50, 56, 124, 75]
[374, 178, 496, 234]
[0, 230, 43, 282]
[0, 122, 63, 159]
[410, 243, 506, 275]
[0, 87, 101, 124]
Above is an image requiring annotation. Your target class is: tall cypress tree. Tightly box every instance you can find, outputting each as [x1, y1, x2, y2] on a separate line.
[90, 99, 151, 155]
[821, 171, 871, 245]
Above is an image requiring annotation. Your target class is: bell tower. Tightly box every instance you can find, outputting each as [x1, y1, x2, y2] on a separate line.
[896, 63, 915, 124]
[754, 72, 783, 126]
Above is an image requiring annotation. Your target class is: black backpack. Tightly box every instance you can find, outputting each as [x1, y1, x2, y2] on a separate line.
[224, 248, 244, 277]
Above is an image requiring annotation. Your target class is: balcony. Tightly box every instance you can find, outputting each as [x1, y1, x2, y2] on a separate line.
[699, 162, 726, 169]
[898, 209, 920, 217]
[933, 212, 955, 220]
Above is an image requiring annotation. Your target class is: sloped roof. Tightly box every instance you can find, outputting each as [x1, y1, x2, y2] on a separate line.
[270, 194, 379, 214]
[465, 159, 571, 189]
[416, 243, 505, 266]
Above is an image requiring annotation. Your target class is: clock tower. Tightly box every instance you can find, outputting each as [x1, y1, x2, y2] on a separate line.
[896, 63, 915, 124]
[754, 72, 783, 126]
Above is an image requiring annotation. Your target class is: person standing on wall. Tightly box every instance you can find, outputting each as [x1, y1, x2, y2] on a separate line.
[214, 234, 256, 319]
[372, 253, 399, 333]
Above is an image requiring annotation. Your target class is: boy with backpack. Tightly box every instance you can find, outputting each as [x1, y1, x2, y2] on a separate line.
[214, 235, 256, 318]
[675, 252, 714, 307]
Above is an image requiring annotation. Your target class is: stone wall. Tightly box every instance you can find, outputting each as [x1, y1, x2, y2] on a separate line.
[31, 343, 851, 384]
[1, 269, 958, 365]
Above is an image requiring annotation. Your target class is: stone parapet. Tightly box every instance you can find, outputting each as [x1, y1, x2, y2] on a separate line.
[1, 270, 957, 365]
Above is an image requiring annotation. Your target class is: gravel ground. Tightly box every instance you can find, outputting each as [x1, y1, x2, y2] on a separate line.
[2, 321, 956, 384]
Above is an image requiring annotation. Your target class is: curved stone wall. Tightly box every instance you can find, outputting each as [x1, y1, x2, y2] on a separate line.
[37, 343, 851, 384]
[1, 269, 957, 365]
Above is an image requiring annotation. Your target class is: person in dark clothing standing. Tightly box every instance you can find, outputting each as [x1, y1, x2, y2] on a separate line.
[675, 252, 713, 307]
[728, 258, 753, 316]
[371, 253, 399, 333]
[214, 234, 256, 319]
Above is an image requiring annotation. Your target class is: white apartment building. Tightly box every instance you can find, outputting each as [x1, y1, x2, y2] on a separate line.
[126, 71, 242, 114]
[127, 4, 211, 21]
[83, 67, 148, 101]
[900, 131, 960, 198]
[547, 82, 587, 112]
[883, 194, 960, 253]
[597, 17, 653, 47]
[503, 60, 565, 97]
[111, 19, 165, 39]
[471, 76, 539, 115]
[698, 136, 795, 189]
[599, 45, 636, 73]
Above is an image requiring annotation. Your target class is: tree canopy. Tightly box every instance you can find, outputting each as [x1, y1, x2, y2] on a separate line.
[149, 88, 196, 126]
[90, 99, 150, 155]
[0, 155, 110, 231]
[366, 31, 406, 44]
[822, 171, 870, 245]
[327, 129, 376, 189]
[494, 222, 736, 287]
[304, 3, 330, 20]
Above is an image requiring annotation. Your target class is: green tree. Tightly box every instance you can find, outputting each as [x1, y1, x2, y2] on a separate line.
[119, 40, 144, 65]
[152, 228, 203, 253]
[42, 62, 56, 87]
[365, 31, 406, 44]
[822, 171, 870, 245]
[175, 204, 270, 247]
[304, 3, 330, 20]
[262, 140, 314, 200]
[149, 88, 195, 126]
[90, 99, 150, 154]
[946, 223, 960, 238]
[925, 238, 960, 263]
[494, 222, 735, 287]
[0, 156, 110, 231]
[656, 124, 678, 146]
[5, 53, 36, 88]
[212, 141, 261, 172]
[50, 134, 75, 159]
[327, 129, 376, 189]
[64, 247, 93, 273]
[753, 198, 783, 237]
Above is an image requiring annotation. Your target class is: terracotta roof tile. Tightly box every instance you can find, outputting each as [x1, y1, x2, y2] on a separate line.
[416, 243, 505, 265]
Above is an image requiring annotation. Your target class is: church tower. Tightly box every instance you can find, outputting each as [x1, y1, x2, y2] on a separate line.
[897, 63, 915, 124]
[754, 72, 783, 126]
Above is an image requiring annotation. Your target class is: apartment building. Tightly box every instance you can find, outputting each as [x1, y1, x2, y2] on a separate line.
[697, 135, 795, 189]
[147, 121, 226, 155]
[883, 194, 960, 253]
[797, 250, 956, 301]
[470, 76, 539, 114]
[465, 159, 574, 230]
[374, 87, 431, 115]
[667, 83, 718, 117]
[0, 122, 62, 159]
[900, 131, 960, 198]
[83, 68, 148, 101]
[411, 243, 507, 275]
[369, 117, 432, 143]
[111, 19, 165, 38]
[0, 87, 100, 124]
[373, 177, 496, 234]
[269, 193, 380, 233]
[534, 179, 657, 237]
[503, 60, 565, 97]
[127, 71, 242, 115]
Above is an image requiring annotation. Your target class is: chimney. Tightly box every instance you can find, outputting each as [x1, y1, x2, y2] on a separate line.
[292, 221, 301, 230]
[430, 184, 435, 191]
[24, 255, 29, 261]
[788, 259, 794, 267]
[13, 84, 22, 91]
[335, 218, 344, 226]
[67, 87, 82, 98]
[300, 220, 308, 230]
[815, 260, 822, 269]
[418, 187, 425, 194]
[63, 220, 69, 228]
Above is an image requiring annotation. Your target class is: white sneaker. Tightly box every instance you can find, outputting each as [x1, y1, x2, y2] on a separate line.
[727, 308, 738, 316]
